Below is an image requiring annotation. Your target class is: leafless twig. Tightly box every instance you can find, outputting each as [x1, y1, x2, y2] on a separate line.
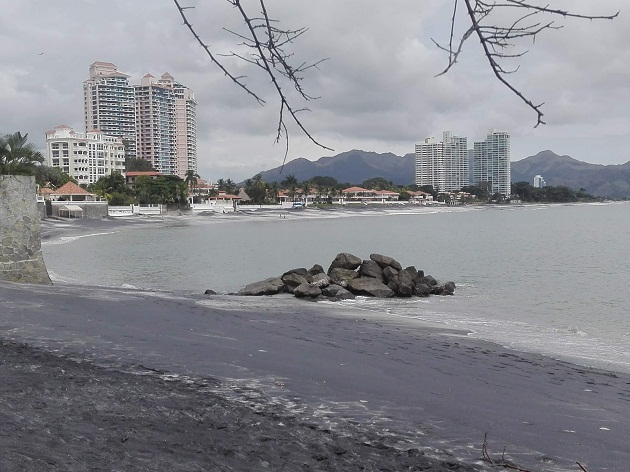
[433, 1, 619, 127]
[172, 0, 332, 170]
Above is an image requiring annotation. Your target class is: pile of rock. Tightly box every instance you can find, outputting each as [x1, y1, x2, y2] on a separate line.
[236, 252, 455, 301]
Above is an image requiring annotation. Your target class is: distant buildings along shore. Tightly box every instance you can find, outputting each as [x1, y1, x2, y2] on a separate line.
[415, 130, 511, 196]
[46, 61, 197, 184]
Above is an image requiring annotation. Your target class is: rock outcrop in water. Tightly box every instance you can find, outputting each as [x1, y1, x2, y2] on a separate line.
[236, 252, 455, 300]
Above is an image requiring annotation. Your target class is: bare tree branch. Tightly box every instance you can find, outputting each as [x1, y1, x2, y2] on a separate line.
[173, 0, 331, 172]
[174, 0, 619, 163]
[433, 1, 619, 127]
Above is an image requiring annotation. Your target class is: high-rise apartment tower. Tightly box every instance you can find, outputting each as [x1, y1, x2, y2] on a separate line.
[415, 131, 468, 192]
[472, 130, 511, 197]
[83, 63, 197, 177]
[83, 62, 136, 159]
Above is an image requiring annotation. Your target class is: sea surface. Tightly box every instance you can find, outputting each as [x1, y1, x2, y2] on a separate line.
[42, 202, 630, 374]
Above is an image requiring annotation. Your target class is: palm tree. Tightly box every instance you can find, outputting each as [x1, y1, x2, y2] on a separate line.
[0, 132, 44, 175]
[184, 169, 200, 192]
[216, 178, 225, 191]
[281, 174, 298, 189]
[269, 181, 280, 203]
[225, 178, 237, 195]
[301, 180, 312, 205]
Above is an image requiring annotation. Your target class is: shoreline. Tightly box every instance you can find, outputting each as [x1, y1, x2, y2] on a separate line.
[2, 280, 629, 471]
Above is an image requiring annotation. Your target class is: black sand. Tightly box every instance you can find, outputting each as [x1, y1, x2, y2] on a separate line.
[1, 280, 629, 471]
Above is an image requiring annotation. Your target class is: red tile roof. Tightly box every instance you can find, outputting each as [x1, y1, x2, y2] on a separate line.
[342, 186, 371, 193]
[53, 181, 92, 195]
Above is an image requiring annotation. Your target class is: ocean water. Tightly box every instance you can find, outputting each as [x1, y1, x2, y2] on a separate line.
[42, 202, 630, 374]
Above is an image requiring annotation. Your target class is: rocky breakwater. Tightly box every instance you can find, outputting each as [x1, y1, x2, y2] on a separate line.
[237, 252, 455, 301]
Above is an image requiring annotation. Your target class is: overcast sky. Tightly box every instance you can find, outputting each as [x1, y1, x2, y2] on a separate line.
[1, 1, 627, 182]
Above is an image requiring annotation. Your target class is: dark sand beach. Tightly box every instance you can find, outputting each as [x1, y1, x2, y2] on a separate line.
[1, 275, 629, 471]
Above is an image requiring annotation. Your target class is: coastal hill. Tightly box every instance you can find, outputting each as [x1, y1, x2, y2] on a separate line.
[255, 149, 630, 198]
[258, 150, 415, 185]
[511, 150, 630, 198]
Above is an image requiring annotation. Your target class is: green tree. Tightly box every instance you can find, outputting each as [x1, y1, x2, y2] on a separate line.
[269, 181, 280, 203]
[0, 132, 44, 176]
[245, 173, 267, 203]
[125, 157, 154, 172]
[398, 190, 411, 201]
[184, 169, 200, 193]
[224, 178, 238, 195]
[362, 177, 392, 190]
[89, 172, 131, 203]
[33, 165, 75, 188]
[301, 179, 312, 204]
[134, 175, 188, 205]
[310, 175, 338, 188]
[281, 174, 298, 189]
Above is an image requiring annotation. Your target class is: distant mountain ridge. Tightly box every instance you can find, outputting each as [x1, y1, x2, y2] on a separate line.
[511, 150, 630, 198]
[258, 150, 415, 186]
[255, 149, 630, 198]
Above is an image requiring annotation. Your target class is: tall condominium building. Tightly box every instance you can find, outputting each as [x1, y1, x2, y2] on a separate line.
[45, 125, 126, 185]
[472, 130, 511, 196]
[415, 131, 468, 192]
[533, 174, 546, 188]
[157, 73, 197, 177]
[135, 73, 176, 175]
[83, 62, 136, 158]
[83, 63, 197, 177]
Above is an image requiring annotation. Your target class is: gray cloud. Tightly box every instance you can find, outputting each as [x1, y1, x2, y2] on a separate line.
[1, 0, 627, 182]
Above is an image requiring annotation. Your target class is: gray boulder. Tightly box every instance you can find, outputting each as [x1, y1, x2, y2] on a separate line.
[294, 283, 322, 298]
[419, 275, 438, 286]
[321, 284, 355, 300]
[414, 283, 431, 297]
[238, 277, 284, 296]
[283, 267, 308, 277]
[359, 259, 383, 280]
[328, 253, 362, 272]
[441, 281, 456, 295]
[382, 266, 399, 283]
[347, 278, 395, 298]
[307, 264, 325, 276]
[404, 266, 421, 284]
[282, 272, 308, 293]
[310, 272, 331, 288]
[387, 275, 399, 293]
[370, 253, 403, 271]
[431, 285, 444, 295]
[397, 269, 414, 297]
[328, 267, 359, 286]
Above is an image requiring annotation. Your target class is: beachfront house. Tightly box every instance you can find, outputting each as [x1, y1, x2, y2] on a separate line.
[41, 181, 107, 218]
[341, 187, 400, 204]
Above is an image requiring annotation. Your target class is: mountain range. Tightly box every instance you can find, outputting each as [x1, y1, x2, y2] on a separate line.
[256, 149, 630, 198]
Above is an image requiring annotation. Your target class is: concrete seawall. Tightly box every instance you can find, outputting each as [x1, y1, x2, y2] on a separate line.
[0, 175, 52, 284]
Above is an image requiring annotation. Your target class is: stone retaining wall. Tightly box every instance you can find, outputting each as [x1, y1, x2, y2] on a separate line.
[0, 175, 52, 284]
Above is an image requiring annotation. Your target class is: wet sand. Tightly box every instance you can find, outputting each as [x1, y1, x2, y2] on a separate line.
[1, 280, 629, 471]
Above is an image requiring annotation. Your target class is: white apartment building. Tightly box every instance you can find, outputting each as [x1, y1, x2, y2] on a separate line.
[472, 130, 511, 196]
[45, 125, 126, 185]
[83, 62, 136, 158]
[533, 174, 546, 188]
[415, 131, 468, 192]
